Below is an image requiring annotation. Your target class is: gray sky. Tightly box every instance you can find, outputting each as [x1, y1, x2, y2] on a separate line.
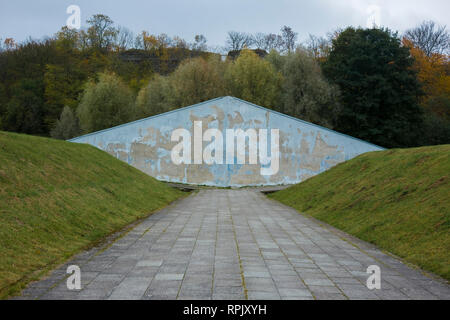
[1, 0, 449, 48]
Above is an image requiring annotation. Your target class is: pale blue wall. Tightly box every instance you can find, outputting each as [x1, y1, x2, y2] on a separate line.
[69, 96, 384, 186]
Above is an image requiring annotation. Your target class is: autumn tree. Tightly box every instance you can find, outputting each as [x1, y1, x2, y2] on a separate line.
[0, 13, 213, 137]
[3, 38, 17, 51]
[225, 49, 282, 108]
[171, 56, 228, 107]
[403, 38, 450, 119]
[403, 38, 450, 145]
[135, 31, 158, 50]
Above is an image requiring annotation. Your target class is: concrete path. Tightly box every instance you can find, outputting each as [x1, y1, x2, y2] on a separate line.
[18, 190, 450, 300]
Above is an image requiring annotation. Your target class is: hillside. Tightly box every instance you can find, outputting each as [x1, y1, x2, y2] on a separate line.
[269, 145, 450, 281]
[0, 131, 185, 298]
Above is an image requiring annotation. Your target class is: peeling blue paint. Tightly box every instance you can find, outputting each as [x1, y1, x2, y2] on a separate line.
[69, 96, 384, 187]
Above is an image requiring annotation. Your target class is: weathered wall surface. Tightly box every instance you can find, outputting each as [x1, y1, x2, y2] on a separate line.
[69, 96, 384, 187]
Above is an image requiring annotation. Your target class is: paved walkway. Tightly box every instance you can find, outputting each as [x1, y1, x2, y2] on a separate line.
[18, 190, 450, 300]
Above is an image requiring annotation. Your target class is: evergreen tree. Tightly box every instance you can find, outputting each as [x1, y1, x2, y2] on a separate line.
[322, 27, 423, 147]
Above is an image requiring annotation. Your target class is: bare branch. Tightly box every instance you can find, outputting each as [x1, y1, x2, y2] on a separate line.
[225, 31, 254, 51]
[280, 26, 298, 53]
[405, 20, 450, 56]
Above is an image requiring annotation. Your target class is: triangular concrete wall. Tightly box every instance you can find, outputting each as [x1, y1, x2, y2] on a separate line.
[69, 96, 384, 186]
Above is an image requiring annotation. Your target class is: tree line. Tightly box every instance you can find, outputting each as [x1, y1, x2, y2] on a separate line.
[0, 15, 449, 148]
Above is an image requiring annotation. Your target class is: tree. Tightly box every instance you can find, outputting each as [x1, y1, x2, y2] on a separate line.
[50, 106, 80, 139]
[171, 56, 228, 107]
[0, 14, 214, 137]
[77, 30, 90, 51]
[269, 49, 341, 128]
[3, 79, 45, 134]
[135, 31, 158, 50]
[44, 63, 85, 130]
[252, 33, 284, 52]
[225, 49, 282, 108]
[55, 26, 79, 51]
[135, 74, 174, 118]
[0, 83, 6, 125]
[405, 21, 450, 56]
[172, 36, 188, 49]
[305, 34, 331, 61]
[77, 72, 135, 133]
[419, 106, 450, 145]
[322, 27, 423, 148]
[114, 26, 134, 52]
[402, 38, 450, 145]
[3, 38, 17, 51]
[264, 33, 283, 52]
[253, 33, 267, 50]
[225, 31, 253, 51]
[280, 26, 298, 53]
[191, 35, 207, 52]
[403, 38, 450, 120]
[86, 14, 117, 51]
[45, 28, 88, 130]
[265, 49, 285, 72]
[157, 33, 172, 48]
[136, 56, 228, 118]
[0, 38, 60, 135]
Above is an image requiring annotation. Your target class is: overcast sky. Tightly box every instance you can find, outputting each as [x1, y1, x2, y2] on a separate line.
[1, 0, 449, 48]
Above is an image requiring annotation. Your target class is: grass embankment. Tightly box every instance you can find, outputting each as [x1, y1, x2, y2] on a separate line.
[269, 145, 450, 281]
[0, 131, 185, 298]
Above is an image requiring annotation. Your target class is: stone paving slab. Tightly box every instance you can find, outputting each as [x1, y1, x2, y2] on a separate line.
[14, 190, 450, 300]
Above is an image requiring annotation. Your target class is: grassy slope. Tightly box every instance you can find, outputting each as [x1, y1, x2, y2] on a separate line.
[269, 145, 450, 281]
[0, 131, 185, 298]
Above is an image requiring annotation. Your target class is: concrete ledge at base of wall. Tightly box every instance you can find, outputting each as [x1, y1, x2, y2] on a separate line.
[165, 181, 291, 194]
